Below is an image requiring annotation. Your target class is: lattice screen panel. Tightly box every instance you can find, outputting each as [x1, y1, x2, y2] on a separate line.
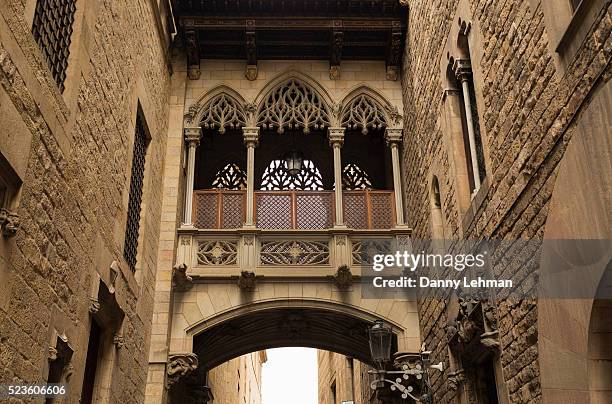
[296, 193, 333, 229]
[370, 193, 393, 229]
[343, 193, 368, 229]
[32, 0, 77, 92]
[194, 193, 218, 229]
[221, 193, 245, 228]
[256, 194, 292, 229]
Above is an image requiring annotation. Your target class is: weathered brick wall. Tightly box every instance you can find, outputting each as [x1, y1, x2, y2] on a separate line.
[0, 0, 170, 402]
[401, 0, 610, 402]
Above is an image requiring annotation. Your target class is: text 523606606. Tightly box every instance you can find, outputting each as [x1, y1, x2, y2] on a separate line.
[0, 384, 67, 398]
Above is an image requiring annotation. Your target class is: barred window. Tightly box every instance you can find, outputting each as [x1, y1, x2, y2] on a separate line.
[32, 0, 77, 92]
[123, 112, 149, 272]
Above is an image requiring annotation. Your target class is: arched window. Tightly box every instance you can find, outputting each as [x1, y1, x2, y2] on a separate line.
[212, 163, 247, 190]
[342, 163, 373, 190]
[260, 159, 324, 190]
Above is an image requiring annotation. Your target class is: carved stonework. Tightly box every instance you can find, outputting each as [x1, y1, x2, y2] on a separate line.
[172, 263, 193, 291]
[184, 127, 203, 148]
[479, 330, 500, 351]
[185, 30, 201, 80]
[242, 127, 260, 148]
[329, 65, 341, 80]
[328, 127, 345, 147]
[245, 65, 258, 81]
[113, 333, 125, 349]
[199, 93, 247, 133]
[386, 65, 399, 81]
[447, 368, 465, 391]
[257, 79, 330, 134]
[385, 128, 403, 145]
[237, 271, 256, 290]
[341, 95, 387, 135]
[0, 208, 20, 237]
[167, 353, 199, 387]
[334, 265, 353, 289]
[48, 346, 58, 361]
[453, 58, 472, 82]
[89, 298, 100, 314]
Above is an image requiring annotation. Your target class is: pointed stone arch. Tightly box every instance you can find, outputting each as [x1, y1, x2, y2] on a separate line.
[185, 85, 248, 133]
[340, 86, 402, 134]
[254, 71, 335, 133]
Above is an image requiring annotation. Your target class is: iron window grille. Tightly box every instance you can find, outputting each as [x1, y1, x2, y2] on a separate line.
[32, 0, 77, 93]
[123, 111, 150, 272]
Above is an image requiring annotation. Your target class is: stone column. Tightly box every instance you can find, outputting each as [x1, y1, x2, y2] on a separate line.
[454, 59, 481, 193]
[328, 127, 345, 227]
[242, 127, 260, 227]
[385, 128, 405, 226]
[182, 127, 202, 228]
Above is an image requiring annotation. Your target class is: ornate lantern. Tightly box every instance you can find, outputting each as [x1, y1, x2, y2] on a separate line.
[369, 320, 392, 369]
[284, 150, 304, 176]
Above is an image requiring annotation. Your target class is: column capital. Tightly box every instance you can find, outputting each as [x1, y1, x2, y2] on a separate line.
[328, 127, 345, 147]
[184, 126, 202, 147]
[452, 58, 472, 82]
[385, 128, 403, 146]
[242, 127, 260, 147]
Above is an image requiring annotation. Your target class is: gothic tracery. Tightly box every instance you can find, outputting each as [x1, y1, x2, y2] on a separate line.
[211, 163, 247, 190]
[199, 93, 247, 134]
[257, 79, 330, 134]
[341, 94, 388, 134]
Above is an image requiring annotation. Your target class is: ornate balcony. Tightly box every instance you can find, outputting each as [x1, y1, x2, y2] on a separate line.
[192, 189, 396, 230]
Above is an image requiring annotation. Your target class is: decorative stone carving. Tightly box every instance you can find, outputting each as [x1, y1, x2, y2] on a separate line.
[352, 239, 392, 265]
[48, 346, 58, 361]
[199, 93, 247, 134]
[0, 208, 19, 237]
[260, 240, 330, 265]
[385, 128, 403, 145]
[184, 127, 203, 147]
[329, 65, 341, 80]
[328, 127, 345, 147]
[185, 30, 201, 80]
[341, 94, 387, 134]
[113, 333, 125, 349]
[386, 25, 402, 81]
[172, 263, 193, 291]
[334, 265, 353, 289]
[237, 271, 256, 290]
[197, 240, 238, 265]
[245, 29, 257, 80]
[479, 330, 500, 350]
[242, 126, 260, 148]
[89, 298, 101, 314]
[167, 353, 199, 387]
[257, 79, 330, 134]
[453, 58, 472, 82]
[447, 368, 465, 391]
[212, 163, 247, 190]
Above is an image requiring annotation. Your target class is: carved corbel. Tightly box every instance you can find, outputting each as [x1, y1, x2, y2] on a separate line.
[172, 263, 193, 292]
[113, 333, 125, 349]
[185, 30, 201, 80]
[89, 297, 101, 314]
[48, 346, 58, 361]
[167, 353, 199, 387]
[386, 23, 402, 81]
[237, 271, 256, 290]
[479, 330, 500, 351]
[245, 28, 258, 81]
[452, 58, 472, 83]
[330, 25, 343, 80]
[0, 208, 19, 237]
[334, 265, 353, 289]
[447, 368, 465, 391]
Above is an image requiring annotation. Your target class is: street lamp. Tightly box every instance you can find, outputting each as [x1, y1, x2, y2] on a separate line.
[284, 150, 304, 176]
[369, 320, 392, 368]
[368, 322, 444, 402]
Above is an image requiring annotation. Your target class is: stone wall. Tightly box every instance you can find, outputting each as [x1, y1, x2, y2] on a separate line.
[318, 350, 375, 404]
[0, 0, 170, 402]
[207, 351, 266, 404]
[400, 0, 610, 402]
